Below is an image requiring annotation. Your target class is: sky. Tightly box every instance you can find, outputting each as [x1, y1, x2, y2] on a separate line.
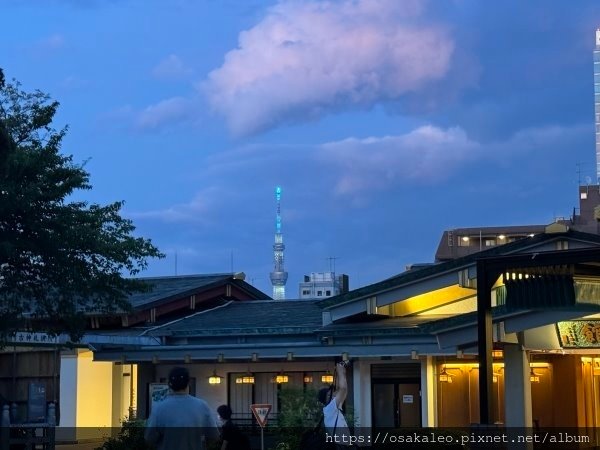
[2, 0, 600, 297]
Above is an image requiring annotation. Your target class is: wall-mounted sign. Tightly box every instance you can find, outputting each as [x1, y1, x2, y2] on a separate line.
[10, 332, 66, 345]
[402, 395, 414, 404]
[28, 382, 47, 423]
[557, 321, 600, 348]
[149, 383, 169, 412]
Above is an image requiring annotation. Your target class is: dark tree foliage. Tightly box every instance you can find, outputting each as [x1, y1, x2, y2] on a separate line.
[0, 69, 163, 342]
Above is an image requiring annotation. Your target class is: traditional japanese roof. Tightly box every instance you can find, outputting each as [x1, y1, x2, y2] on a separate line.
[88, 273, 271, 329]
[144, 299, 323, 336]
[318, 230, 600, 309]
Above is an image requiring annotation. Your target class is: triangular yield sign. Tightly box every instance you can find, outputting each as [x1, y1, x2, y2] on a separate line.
[250, 403, 272, 428]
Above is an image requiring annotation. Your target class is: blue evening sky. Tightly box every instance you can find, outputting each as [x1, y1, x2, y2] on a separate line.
[2, 0, 600, 297]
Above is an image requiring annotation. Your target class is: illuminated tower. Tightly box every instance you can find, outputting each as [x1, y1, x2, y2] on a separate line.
[595, 29, 600, 181]
[269, 186, 288, 300]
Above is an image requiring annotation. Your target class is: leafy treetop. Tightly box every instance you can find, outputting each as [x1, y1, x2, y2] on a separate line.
[0, 68, 164, 342]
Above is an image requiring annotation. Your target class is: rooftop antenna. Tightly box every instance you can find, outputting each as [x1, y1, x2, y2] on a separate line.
[326, 256, 339, 273]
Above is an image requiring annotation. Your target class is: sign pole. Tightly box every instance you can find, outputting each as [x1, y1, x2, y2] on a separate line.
[250, 403, 272, 450]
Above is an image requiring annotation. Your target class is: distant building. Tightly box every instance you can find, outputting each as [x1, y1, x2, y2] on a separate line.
[594, 28, 600, 180]
[434, 224, 547, 262]
[435, 184, 600, 262]
[298, 272, 349, 299]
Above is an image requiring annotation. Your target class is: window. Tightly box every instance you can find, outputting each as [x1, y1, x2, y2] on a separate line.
[302, 289, 310, 296]
[556, 240, 569, 250]
[325, 290, 331, 296]
[317, 291, 323, 296]
[458, 236, 470, 247]
[484, 239, 496, 247]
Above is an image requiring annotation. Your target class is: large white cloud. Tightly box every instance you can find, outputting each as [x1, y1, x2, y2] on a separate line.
[203, 0, 454, 136]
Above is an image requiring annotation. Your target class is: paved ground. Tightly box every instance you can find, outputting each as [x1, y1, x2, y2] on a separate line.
[56, 441, 104, 450]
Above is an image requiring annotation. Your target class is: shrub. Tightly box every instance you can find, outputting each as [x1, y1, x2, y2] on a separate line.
[95, 418, 149, 450]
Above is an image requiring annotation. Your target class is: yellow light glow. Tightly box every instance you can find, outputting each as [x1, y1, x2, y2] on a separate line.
[321, 372, 334, 384]
[275, 374, 289, 384]
[208, 370, 222, 385]
[303, 375, 313, 383]
[235, 373, 255, 384]
[498, 235, 506, 240]
[392, 285, 478, 316]
[492, 350, 503, 359]
[462, 236, 470, 242]
[439, 367, 453, 383]
[530, 373, 540, 383]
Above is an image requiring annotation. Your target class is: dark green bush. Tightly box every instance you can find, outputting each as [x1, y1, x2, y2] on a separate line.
[95, 418, 150, 450]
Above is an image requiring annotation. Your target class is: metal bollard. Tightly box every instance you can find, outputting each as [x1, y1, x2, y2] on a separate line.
[9, 403, 16, 424]
[1, 404, 9, 450]
[1, 404, 9, 426]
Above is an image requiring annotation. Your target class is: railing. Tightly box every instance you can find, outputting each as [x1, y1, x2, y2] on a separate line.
[0, 403, 56, 450]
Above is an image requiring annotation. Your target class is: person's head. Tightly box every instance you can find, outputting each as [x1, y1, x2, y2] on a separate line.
[318, 387, 332, 405]
[217, 404, 232, 420]
[168, 367, 190, 392]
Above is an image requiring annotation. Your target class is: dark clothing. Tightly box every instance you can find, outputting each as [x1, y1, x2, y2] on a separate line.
[221, 419, 251, 450]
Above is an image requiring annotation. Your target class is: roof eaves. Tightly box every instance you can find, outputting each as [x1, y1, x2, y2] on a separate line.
[320, 230, 600, 310]
[133, 276, 233, 310]
[141, 300, 234, 336]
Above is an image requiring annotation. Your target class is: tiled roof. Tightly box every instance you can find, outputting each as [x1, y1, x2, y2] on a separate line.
[127, 274, 269, 309]
[318, 315, 452, 336]
[146, 299, 323, 336]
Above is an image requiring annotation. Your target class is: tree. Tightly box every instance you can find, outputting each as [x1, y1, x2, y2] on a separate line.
[0, 69, 163, 343]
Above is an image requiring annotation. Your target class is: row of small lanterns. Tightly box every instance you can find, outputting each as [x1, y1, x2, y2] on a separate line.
[207, 369, 335, 385]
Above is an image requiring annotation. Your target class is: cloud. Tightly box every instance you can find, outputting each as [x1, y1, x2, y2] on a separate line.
[319, 126, 479, 195]
[128, 187, 221, 224]
[128, 123, 589, 227]
[203, 0, 454, 136]
[134, 97, 195, 131]
[152, 54, 193, 80]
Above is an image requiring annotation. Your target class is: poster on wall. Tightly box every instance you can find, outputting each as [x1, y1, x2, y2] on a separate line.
[557, 321, 600, 348]
[149, 383, 170, 412]
[28, 382, 47, 422]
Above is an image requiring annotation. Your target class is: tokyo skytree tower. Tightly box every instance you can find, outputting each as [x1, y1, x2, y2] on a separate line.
[269, 186, 288, 300]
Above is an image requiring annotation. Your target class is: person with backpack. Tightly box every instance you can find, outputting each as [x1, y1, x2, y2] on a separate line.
[317, 361, 352, 448]
[217, 404, 251, 450]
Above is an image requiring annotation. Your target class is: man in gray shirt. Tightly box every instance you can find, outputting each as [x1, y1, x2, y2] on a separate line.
[145, 367, 219, 450]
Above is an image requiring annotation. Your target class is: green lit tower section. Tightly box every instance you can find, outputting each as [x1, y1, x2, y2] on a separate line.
[269, 186, 288, 300]
[595, 29, 600, 181]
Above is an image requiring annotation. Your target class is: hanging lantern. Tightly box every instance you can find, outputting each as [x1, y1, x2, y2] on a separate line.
[235, 371, 255, 384]
[321, 370, 334, 384]
[530, 368, 540, 383]
[208, 370, 223, 385]
[274, 372, 289, 384]
[439, 367, 453, 383]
